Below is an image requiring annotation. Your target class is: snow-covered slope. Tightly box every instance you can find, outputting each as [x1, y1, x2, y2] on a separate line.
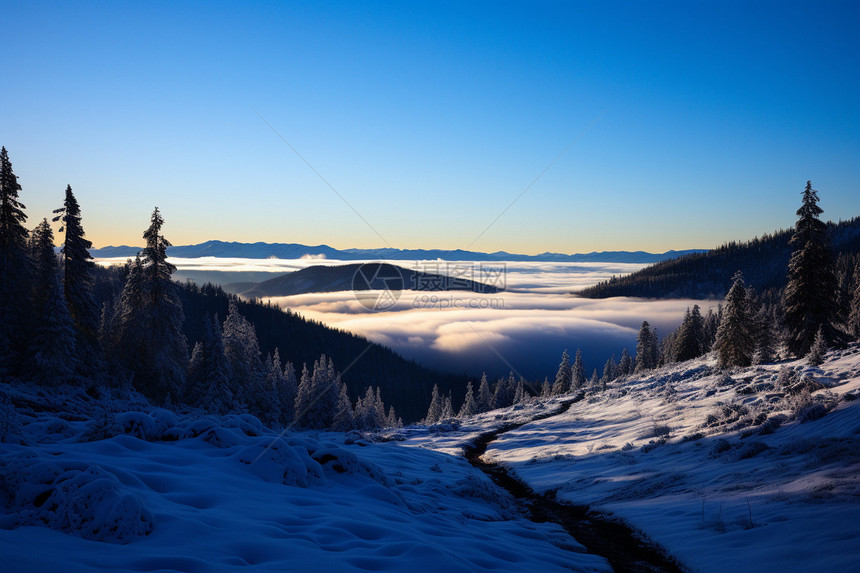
[0, 385, 610, 572]
[406, 346, 860, 573]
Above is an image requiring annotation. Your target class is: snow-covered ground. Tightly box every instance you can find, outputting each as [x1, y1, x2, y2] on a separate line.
[3, 347, 859, 572]
[406, 347, 860, 573]
[0, 385, 609, 572]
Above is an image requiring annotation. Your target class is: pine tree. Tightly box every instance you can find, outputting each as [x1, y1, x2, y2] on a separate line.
[540, 377, 551, 397]
[635, 321, 658, 371]
[675, 305, 705, 361]
[618, 348, 632, 377]
[116, 209, 187, 401]
[424, 384, 442, 424]
[476, 373, 492, 413]
[589, 369, 599, 387]
[458, 381, 477, 418]
[783, 181, 842, 356]
[571, 348, 586, 391]
[52, 185, 99, 366]
[439, 393, 455, 421]
[513, 376, 527, 404]
[294, 363, 312, 424]
[849, 261, 860, 340]
[332, 383, 355, 432]
[28, 220, 77, 384]
[600, 356, 616, 390]
[386, 406, 401, 428]
[222, 299, 266, 413]
[807, 325, 826, 366]
[552, 349, 572, 395]
[714, 272, 755, 368]
[0, 147, 31, 374]
[752, 306, 777, 364]
[185, 313, 231, 412]
[278, 361, 298, 425]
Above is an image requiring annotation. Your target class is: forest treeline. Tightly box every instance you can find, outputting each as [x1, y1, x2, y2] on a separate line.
[0, 147, 467, 424]
[579, 216, 860, 303]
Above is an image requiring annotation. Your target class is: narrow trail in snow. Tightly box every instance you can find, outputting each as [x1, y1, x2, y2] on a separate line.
[463, 397, 686, 573]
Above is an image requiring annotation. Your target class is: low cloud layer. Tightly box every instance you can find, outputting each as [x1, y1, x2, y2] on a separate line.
[96, 257, 716, 380]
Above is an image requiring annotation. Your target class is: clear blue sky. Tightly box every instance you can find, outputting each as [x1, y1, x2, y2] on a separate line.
[4, 0, 859, 253]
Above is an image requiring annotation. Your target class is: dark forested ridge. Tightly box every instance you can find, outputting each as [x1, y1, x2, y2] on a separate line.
[238, 262, 501, 298]
[578, 217, 860, 301]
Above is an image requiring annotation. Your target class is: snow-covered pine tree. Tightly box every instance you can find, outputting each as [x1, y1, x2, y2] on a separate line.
[589, 369, 599, 387]
[476, 373, 492, 413]
[635, 321, 659, 372]
[331, 383, 355, 432]
[439, 392, 455, 421]
[222, 299, 267, 415]
[52, 185, 99, 369]
[294, 363, 312, 425]
[782, 181, 843, 356]
[752, 305, 777, 364]
[552, 349, 572, 395]
[117, 209, 187, 402]
[458, 381, 477, 418]
[301, 355, 339, 429]
[27, 220, 77, 384]
[0, 147, 31, 375]
[600, 355, 616, 391]
[703, 306, 721, 351]
[386, 406, 401, 428]
[714, 272, 755, 368]
[571, 348, 586, 391]
[617, 348, 632, 377]
[278, 361, 298, 425]
[424, 384, 442, 424]
[261, 349, 286, 424]
[675, 305, 705, 361]
[540, 377, 551, 397]
[807, 325, 826, 366]
[514, 376, 527, 403]
[849, 261, 860, 340]
[185, 313, 231, 412]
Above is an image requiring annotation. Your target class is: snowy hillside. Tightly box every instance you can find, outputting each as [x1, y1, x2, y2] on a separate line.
[3, 346, 859, 572]
[0, 383, 610, 572]
[405, 346, 860, 573]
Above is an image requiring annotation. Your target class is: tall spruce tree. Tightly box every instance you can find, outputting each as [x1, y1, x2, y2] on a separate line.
[675, 305, 705, 361]
[116, 209, 187, 401]
[552, 349, 571, 395]
[28, 219, 77, 383]
[476, 373, 492, 413]
[571, 348, 586, 391]
[782, 181, 842, 356]
[52, 185, 99, 364]
[458, 380, 477, 418]
[714, 272, 755, 368]
[0, 147, 31, 373]
[635, 321, 659, 372]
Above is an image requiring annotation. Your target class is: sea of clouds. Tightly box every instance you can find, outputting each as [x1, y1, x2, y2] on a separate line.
[97, 257, 717, 380]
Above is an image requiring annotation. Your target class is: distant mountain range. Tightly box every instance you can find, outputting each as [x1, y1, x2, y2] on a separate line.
[91, 240, 704, 263]
[238, 262, 501, 298]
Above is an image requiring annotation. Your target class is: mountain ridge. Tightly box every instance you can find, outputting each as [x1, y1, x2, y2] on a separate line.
[91, 240, 705, 263]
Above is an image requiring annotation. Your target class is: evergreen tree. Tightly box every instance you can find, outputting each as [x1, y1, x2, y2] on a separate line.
[28, 220, 77, 384]
[540, 378, 551, 397]
[617, 348, 632, 377]
[458, 381, 477, 418]
[278, 361, 298, 425]
[703, 307, 721, 351]
[439, 393, 455, 421]
[849, 262, 860, 340]
[294, 363, 312, 424]
[513, 376, 527, 404]
[424, 384, 442, 424]
[476, 373, 492, 413]
[331, 383, 355, 432]
[552, 349, 572, 395]
[783, 181, 842, 356]
[302, 355, 340, 429]
[807, 325, 826, 366]
[386, 406, 401, 428]
[222, 299, 266, 414]
[752, 306, 777, 364]
[185, 313, 231, 412]
[635, 321, 659, 372]
[714, 272, 755, 368]
[589, 369, 599, 387]
[600, 355, 616, 390]
[571, 348, 586, 391]
[52, 185, 99, 364]
[0, 147, 31, 374]
[675, 305, 705, 361]
[116, 209, 187, 401]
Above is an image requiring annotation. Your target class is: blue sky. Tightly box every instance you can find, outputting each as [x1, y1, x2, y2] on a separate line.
[4, 0, 859, 253]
